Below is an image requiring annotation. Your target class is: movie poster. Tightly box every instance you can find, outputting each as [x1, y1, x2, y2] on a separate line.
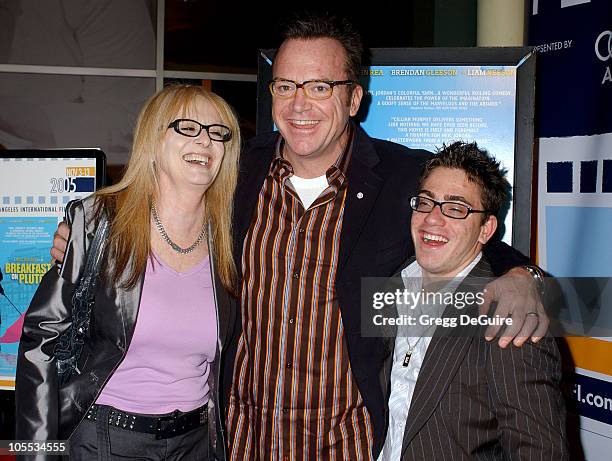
[0, 155, 99, 390]
[360, 64, 518, 243]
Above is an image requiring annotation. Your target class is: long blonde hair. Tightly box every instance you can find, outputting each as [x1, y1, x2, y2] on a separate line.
[95, 84, 240, 291]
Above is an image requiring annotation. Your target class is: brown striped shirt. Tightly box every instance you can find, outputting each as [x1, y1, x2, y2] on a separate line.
[227, 129, 373, 460]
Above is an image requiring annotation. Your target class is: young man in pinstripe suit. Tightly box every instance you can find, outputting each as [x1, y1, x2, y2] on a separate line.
[379, 142, 568, 460]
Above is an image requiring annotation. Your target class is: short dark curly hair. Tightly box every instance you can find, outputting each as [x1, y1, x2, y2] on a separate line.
[418, 141, 512, 221]
[280, 13, 363, 83]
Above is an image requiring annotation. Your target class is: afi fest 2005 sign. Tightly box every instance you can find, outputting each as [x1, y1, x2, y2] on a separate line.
[0, 151, 104, 390]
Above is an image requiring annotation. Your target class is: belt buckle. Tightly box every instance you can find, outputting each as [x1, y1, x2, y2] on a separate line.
[155, 410, 179, 440]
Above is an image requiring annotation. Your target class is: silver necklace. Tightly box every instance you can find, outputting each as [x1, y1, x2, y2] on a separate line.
[402, 334, 430, 367]
[401, 321, 436, 367]
[151, 202, 206, 254]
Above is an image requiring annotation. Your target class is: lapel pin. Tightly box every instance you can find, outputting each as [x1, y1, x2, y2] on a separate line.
[357, 192, 364, 199]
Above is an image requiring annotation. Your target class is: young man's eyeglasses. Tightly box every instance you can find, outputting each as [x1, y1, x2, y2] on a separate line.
[410, 196, 488, 220]
[268, 79, 354, 100]
[168, 119, 232, 142]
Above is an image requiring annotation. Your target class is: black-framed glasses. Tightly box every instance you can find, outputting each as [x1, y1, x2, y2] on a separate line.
[410, 196, 488, 220]
[168, 119, 232, 142]
[268, 78, 355, 100]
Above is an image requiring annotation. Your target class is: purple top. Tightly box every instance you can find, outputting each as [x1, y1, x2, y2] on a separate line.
[96, 253, 217, 414]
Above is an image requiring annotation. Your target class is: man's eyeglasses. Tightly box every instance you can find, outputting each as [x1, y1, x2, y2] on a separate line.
[410, 196, 488, 220]
[268, 78, 355, 100]
[168, 119, 232, 142]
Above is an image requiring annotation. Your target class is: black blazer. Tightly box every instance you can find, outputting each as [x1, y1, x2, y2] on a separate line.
[226, 124, 529, 456]
[381, 257, 568, 460]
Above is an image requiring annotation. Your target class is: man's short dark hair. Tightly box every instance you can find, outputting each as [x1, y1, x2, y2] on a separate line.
[281, 14, 363, 83]
[419, 141, 512, 220]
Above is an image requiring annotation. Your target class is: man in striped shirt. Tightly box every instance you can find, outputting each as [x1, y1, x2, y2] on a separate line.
[225, 15, 547, 461]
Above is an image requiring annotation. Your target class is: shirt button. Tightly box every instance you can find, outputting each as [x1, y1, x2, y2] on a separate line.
[293, 272, 299, 279]
[289, 318, 295, 324]
[282, 408, 288, 414]
[299, 228, 305, 233]
[286, 362, 292, 369]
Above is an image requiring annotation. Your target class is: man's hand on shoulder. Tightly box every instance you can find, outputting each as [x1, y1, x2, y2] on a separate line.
[480, 266, 549, 348]
[51, 222, 70, 264]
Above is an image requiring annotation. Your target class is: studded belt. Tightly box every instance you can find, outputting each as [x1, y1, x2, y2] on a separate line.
[85, 403, 208, 439]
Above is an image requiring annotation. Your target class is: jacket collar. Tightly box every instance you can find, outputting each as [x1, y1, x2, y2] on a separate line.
[337, 123, 383, 274]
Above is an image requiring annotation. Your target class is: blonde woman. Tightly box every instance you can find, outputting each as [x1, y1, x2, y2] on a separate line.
[16, 85, 240, 460]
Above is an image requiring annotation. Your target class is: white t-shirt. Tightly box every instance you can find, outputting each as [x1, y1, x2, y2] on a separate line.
[289, 174, 328, 209]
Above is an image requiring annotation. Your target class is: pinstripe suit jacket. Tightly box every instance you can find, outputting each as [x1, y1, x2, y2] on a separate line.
[381, 257, 569, 461]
